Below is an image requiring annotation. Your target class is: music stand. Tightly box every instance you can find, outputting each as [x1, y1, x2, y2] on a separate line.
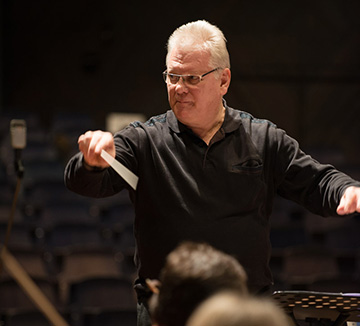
[272, 291, 360, 326]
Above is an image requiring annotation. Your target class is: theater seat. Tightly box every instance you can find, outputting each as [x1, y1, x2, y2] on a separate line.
[0, 309, 61, 326]
[0, 278, 60, 310]
[280, 245, 339, 289]
[82, 309, 137, 326]
[68, 276, 136, 311]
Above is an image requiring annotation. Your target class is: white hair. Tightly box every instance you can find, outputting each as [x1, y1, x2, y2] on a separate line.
[187, 292, 290, 326]
[166, 20, 230, 70]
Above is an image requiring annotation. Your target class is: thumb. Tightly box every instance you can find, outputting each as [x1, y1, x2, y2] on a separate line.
[336, 194, 346, 215]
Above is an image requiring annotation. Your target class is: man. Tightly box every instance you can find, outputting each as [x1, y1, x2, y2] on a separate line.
[64, 20, 360, 325]
[149, 241, 248, 326]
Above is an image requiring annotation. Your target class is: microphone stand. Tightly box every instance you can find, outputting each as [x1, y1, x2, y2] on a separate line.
[0, 150, 24, 276]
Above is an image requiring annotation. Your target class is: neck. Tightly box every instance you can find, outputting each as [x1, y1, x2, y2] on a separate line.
[192, 106, 225, 145]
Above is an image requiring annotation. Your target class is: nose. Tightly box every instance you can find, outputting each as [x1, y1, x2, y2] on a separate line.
[174, 77, 189, 94]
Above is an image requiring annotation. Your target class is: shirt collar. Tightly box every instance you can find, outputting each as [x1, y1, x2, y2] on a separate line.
[167, 109, 182, 133]
[222, 99, 243, 133]
[167, 99, 243, 135]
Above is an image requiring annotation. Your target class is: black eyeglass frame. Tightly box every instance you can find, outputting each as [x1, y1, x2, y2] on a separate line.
[162, 68, 221, 86]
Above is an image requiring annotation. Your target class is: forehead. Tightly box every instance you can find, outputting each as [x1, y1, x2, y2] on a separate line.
[167, 47, 211, 72]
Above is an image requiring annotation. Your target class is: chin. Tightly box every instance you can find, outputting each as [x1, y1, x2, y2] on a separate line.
[173, 104, 192, 118]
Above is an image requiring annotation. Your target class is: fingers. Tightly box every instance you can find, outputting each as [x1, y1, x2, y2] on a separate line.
[78, 130, 115, 168]
[336, 186, 360, 215]
[79, 131, 111, 155]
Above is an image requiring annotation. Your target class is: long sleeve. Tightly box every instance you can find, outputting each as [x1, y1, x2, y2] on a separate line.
[64, 152, 128, 198]
[274, 130, 360, 216]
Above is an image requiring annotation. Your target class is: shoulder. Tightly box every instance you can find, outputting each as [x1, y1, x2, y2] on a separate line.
[130, 112, 168, 129]
[231, 107, 277, 129]
[225, 104, 277, 134]
[225, 105, 290, 153]
[114, 111, 171, 145]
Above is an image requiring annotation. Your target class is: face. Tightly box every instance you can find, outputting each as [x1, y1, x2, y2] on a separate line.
[166, 47, 231, 131]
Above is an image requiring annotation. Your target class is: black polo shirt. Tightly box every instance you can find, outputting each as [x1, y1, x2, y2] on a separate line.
[65, 103, 359, 293]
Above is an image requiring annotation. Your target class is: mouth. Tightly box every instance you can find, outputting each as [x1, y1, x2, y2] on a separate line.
[175, 99, 192, 106]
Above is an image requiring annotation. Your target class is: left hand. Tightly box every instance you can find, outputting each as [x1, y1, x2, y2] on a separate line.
[336, 186, 360, 215]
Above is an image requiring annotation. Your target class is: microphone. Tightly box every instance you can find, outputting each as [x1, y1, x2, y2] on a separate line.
[10, 119, 27, 178]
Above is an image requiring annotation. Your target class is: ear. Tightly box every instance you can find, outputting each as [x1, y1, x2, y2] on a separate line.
[220, 68, 231, 96]
[146, 278, 161, 294]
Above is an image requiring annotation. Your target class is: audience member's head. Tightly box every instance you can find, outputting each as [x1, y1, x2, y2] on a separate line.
[186, 291, 291, 326]
[150, 241, 248, 326]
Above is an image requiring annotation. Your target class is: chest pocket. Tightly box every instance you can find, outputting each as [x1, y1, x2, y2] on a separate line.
[231, 158, 263, 175]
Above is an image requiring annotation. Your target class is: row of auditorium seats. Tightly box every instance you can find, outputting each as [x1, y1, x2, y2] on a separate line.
[1, 309, 137, 326]
[2, 191, 359, 252]
[0, 245, 137, 326]
[270, 196, 360, 293]
[0, 204, 135, 249]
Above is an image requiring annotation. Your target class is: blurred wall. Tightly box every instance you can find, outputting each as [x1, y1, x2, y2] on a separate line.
[2, 0, 360, 164]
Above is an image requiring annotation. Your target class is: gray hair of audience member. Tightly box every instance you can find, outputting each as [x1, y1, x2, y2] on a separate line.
[166, 20, 231, 71]
[186, 291, 291, 326]
[150, 241, 248, 326]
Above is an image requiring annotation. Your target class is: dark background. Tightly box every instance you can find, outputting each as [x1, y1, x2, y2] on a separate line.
[1, 0, 360, 165]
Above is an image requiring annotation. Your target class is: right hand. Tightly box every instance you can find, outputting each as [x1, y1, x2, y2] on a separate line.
[78, 130, 115, 169]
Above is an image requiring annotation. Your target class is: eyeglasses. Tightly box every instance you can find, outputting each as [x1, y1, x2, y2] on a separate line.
[162, 68, 220, 86]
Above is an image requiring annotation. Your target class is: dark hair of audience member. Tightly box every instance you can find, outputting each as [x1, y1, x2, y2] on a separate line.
[150, 241, 248, 326]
